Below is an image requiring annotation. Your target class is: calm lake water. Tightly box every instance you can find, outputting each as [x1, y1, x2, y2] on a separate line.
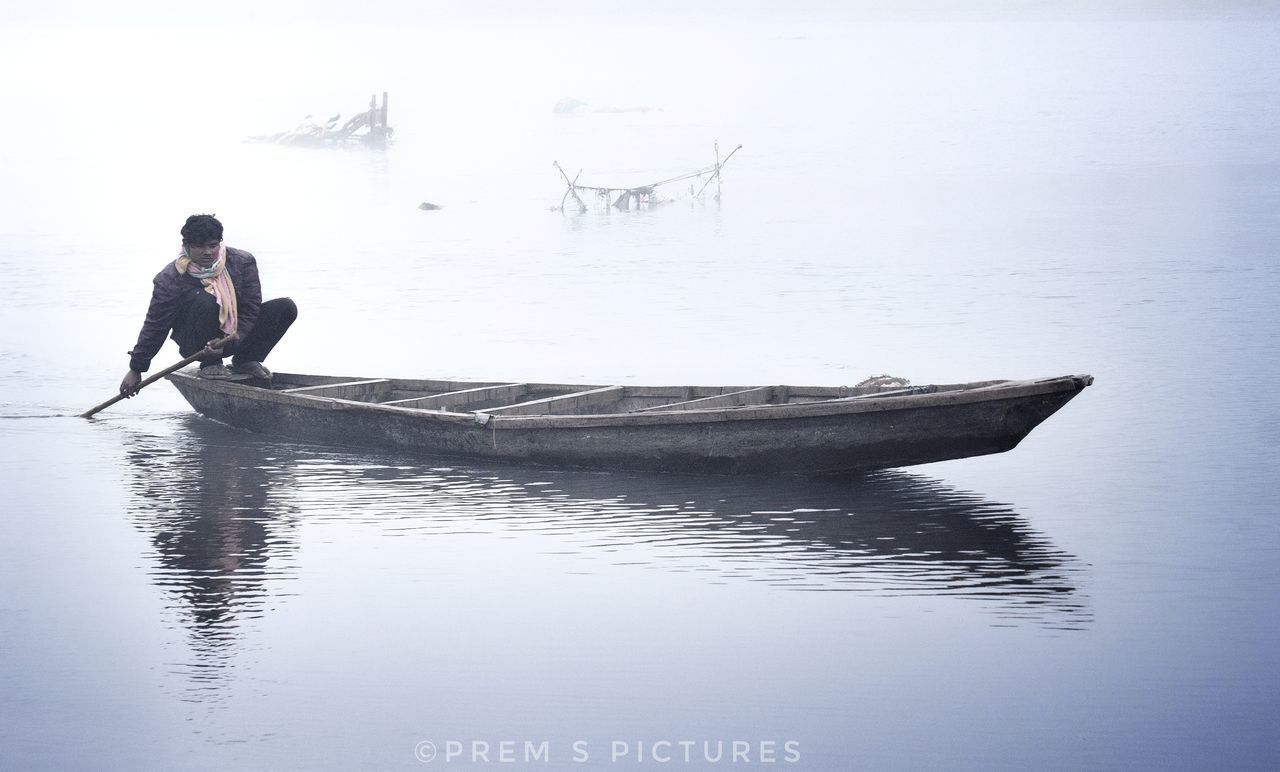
[2, 4, 1278, 770]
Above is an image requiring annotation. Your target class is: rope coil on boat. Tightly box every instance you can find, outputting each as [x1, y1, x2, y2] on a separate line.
[853, 374, 911, 389]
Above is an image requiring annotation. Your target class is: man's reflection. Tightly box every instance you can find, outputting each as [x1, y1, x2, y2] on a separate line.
[122, 417, 299, 682]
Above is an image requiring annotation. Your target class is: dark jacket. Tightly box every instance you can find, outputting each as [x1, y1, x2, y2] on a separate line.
[128, 247, 262, 372]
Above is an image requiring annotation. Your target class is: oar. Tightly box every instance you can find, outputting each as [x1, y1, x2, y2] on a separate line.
[80, 335, 235, 419]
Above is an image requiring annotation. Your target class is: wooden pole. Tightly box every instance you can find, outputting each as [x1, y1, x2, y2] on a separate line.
[714, 140, 722, 200]
[80, 335, 235, 419]
[553, 161, 587, 212]
[694, 143, 742, 198]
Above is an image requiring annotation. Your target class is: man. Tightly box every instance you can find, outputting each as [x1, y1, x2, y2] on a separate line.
[119, 214, 297, 396]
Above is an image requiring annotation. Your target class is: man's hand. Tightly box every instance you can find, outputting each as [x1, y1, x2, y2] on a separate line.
[119, 370, 143, 397]
[202, 333, 238, 357]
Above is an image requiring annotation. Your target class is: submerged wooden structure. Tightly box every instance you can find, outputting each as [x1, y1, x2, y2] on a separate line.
[554, 142, 743, 212]
[166, 371, 1093, 475]
[248, 92, 392, 147]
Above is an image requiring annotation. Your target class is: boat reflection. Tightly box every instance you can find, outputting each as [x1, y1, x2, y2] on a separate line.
[122, 416, 1089, 686]
[323, 450, 1090, 629]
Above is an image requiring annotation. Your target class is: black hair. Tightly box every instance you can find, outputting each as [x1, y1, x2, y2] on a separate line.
[180, 214, 223, 245]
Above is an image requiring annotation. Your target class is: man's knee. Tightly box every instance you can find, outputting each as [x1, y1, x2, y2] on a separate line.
[267, 297, 298, 324]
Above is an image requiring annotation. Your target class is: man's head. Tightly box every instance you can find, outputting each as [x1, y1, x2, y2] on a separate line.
[180, 214, 223, 267]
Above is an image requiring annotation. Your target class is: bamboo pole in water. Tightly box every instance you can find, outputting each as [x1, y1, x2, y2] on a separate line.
[80, 335, 235, 419]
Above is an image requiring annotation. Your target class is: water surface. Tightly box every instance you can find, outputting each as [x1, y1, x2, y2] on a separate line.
[1, 4, 1278, 769]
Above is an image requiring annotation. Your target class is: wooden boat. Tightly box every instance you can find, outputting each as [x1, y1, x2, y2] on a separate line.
[167, 371, 1093, 475]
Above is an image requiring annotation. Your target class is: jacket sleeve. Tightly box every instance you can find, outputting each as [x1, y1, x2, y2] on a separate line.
[233, 251, 263, 343]
[127, 270, 183, 373]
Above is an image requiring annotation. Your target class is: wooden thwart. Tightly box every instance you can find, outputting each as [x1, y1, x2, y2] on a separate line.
[281, 379, 391, 399]
[384, 383, 528, 410]
[636, 386, 784, 412]
[481, 385, 626, 416]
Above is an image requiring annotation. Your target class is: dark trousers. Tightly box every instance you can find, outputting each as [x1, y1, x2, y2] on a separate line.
[174, 291, 298, 366]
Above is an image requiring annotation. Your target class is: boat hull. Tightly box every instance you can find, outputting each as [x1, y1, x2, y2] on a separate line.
[167, 373, 1091, 475]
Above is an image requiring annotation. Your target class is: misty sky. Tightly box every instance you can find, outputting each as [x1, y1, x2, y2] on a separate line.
[5, 0, 1277, 26]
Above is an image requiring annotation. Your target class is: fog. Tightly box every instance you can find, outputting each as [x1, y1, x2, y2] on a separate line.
[3, 3, 1279, 769]
[4, 1, 1273, 238]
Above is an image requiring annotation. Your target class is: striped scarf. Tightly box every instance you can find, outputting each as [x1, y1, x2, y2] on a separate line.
[175, 244, 238, 335]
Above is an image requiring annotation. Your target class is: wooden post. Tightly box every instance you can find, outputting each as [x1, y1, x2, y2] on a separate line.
[553, 161, 587, 212]
[714, 140, 722, 201]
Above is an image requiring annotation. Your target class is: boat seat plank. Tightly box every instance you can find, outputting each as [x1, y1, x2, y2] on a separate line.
[383, 383, 528, 410]
[385, 379, 507, 393]
[833, 385, 939, 401]
[636, 385, 782, 412]
[481, 385, 626, 416]
[280, 379, 392, 400]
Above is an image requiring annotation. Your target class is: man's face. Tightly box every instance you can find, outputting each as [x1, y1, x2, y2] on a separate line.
[184, 239, 221, 268]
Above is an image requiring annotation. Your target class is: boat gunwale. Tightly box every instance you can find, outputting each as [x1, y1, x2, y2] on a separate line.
[167, 371, 1093, 429]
